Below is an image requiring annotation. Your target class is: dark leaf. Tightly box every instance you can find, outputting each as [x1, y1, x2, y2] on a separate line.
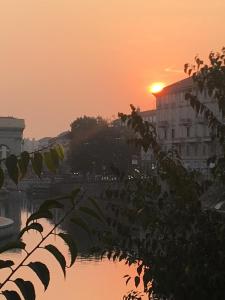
[18, 151, 30, 178]
[79, 206, 103, 223]
[88, 197, 105, 220]
[0, 260, 14, 269]
[39, 200, 64, 211]
[5, 155, 19, 185]
[26, 210, 53, 226]
[107, 251, 112, 260]
[134, 276, 140, 288]
[14, 278, 35, 300]
[2, 290, 21, 300]
[58, 233, 77, 267]
[45, 244, 66, 277]
[50, 148, 60, 168]
[0, 241, 26, 254]
[31, 152, 43, 178]
[137, 264, 143, 276]
[19, 223, 43, 238]
[28, 262, 50, 291]
[70, 215, 91, 235]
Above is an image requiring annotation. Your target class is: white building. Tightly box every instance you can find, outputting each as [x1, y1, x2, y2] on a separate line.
[155, 78, 220, 172]
[0, 117, 25, 159]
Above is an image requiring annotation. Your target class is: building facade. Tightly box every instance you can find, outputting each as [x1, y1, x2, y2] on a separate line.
[155, 78, 220, 172]
[138, 78, 222, 174]
[0, 117, 25, 159]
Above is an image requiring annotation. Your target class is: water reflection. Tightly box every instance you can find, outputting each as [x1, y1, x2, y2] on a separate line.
[0, 191, 146, 300]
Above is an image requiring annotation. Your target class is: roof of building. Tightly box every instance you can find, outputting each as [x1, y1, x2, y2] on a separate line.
[0, 117, 25, 129]
[139, 109, 156, 117]
[157, 77, 193, 96]
[38, 137, 52, 143]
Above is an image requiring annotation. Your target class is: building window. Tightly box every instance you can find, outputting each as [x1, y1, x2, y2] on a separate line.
[186, 127, 190, 137]
[202, 144, 206, 156]
[164, 129, 167, 139]
[186, 144, 190, 156]
[172, 129, 175, 139]
[178, 144, 182, 155]
[210, 144, 214, 154]
[194, 144, 198, 156]
[0, 145, 10, 159]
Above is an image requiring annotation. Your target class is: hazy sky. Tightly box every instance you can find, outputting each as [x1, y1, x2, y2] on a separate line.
[0, 0, 224, 138]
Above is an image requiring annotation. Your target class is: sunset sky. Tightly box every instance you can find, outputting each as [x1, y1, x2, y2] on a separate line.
[0, 0, 224, 138]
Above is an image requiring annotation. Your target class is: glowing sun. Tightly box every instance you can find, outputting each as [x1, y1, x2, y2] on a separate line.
[149, 82, 165, 94]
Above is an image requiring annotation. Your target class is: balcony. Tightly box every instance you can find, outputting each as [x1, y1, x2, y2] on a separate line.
[179, 118, 192, 125]
[196, 115, 206, 124]
[158, 120, 169, 127]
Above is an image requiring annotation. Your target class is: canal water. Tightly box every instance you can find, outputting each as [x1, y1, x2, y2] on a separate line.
[0, 191, 147, 300]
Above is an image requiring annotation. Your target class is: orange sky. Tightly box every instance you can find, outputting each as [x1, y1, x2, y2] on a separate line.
[0, 0, 224, 138]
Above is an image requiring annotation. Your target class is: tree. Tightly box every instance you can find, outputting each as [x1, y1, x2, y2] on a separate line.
[100, 48, 225, 300]
[69, 116, 136, 175]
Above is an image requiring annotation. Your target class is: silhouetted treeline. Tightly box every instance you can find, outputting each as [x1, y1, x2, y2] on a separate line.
[68, 116, 137, 175]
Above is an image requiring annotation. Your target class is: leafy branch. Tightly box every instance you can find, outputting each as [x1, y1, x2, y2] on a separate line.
[0, 143, 64, 187]
[0, 190, 80, 300]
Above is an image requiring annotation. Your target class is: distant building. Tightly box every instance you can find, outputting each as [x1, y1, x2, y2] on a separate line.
[37, 137, 52, 150]
[0, 117, 25, 159]
[155, 78, 221, 172]
[23, 138, 39, 153]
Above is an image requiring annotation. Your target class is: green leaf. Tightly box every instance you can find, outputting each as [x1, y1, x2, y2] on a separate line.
[2, 290, 21, 300]
[58, 233, 77, 267]
[14, 278, 35, 300]
[5, 155, 19, 185]
[0, 260, 14, 269]
[71, 215, 91, 236]
[0, 166, 4, 188]
[44, 152, 56, 173]
[79, 206, 104, 223]
[50, 148, 60, 168]
[19, 223, 43, 238]
[45, 244, 66, 277]
[31, 152, 43, 178]
[55, 144, 64, 161]
[0, 241, 26, 254]
[134, 276, 140, 288]
[18, 151, 30, 179]
[26, 210, 53, 226]
[39, 200, 64, 212]
[28, 262, 50, 291]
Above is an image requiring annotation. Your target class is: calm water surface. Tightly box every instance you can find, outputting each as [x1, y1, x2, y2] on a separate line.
[0, 192, 147, 300]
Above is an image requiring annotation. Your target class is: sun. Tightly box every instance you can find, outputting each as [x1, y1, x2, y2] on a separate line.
[149, 82, 165, 94]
